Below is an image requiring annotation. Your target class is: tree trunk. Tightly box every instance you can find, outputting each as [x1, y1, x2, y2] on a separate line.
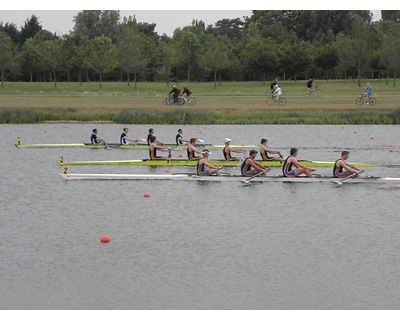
[86, 69, 89, 82]
[262, 72, 265, 85]
[219, 71, 221, 86]
[53, 70, 57, 88]
[357, 66, 361, 87]
[1, 70, 4, 88]
[78, 68, 82, 85]
[283, 70, 286, 81]
[30, 72, 33, 82]
[187, 64, 191, 82]
[127, 72, 130, 86]
[213, 70, 217, 89]
[393, 70, 397, 88]
[386, 71, 389, 85]
[99, 73, 103, 89]
[134, 72, 137, 91]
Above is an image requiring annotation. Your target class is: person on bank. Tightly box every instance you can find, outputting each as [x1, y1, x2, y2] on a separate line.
[91, 129, 107, 145]
[187, 138, 203, 160]
[120, 128, 137, 145]
[149, 136, 171, 160]
[260, 138, 283, 161]
[283, 148, 315, 178]
[223, 138, 246, 160]
[333, 151, 364, 178]
[363, 82, 373, 104]
[197, 149, 222, 176]
[176, 129, 190, 146]
[169, 85, 181, 104]
[241, 150, 268, 177]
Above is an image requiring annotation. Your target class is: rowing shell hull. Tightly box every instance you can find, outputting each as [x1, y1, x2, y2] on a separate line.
[59, 173, 400, 183]
[16, 143, 253, 149]
[58, 159, 376, 167]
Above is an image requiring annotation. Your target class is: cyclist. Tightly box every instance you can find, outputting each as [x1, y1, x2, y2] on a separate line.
[182, 84, 192, 102]
[169, 85, 180, 104]
[270, 79, 278, 94]
[306, 78, 315, 93]
[273, 85, 283, 102]
[363, 82, 372, 105]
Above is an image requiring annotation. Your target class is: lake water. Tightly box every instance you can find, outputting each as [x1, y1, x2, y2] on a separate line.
[1, 124, 400, 309]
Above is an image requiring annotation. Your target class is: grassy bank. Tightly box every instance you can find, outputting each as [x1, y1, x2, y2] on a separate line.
[0, 81, 399, 124]
[2, 108, 400, 125]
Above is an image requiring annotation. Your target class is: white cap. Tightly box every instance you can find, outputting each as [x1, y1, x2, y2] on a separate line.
[224, 138, 232, 143]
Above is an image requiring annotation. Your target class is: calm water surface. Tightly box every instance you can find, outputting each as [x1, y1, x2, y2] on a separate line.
[0, 124, 399, 309]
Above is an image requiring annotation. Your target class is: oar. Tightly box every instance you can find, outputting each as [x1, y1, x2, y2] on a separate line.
[333, 172, 360, 185]
[240, 167, 271, 184]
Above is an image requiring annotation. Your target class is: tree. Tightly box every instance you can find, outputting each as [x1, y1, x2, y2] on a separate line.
[207, 18, 244, 44]
[19, 15, 42, 47]
[241, 35, 279, 83]
[0, 32, 14, 87]
[200, 35, 231, 88]
[87, 36, 117, 89]
[381, 10, 400, 23]
[280, 41, 312, 81]
[42, 39, 63, 87]
[117, 26, 149, 90]
[0, 22, 19, 46]
[379, 22, 400, 87]
[314, 44, 339, 79]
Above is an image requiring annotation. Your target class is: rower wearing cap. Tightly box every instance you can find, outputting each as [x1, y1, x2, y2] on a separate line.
[241, 150, 267, 177]
[260, 138, 283, 161]
[333, 151, 364, 178]
[187, 138, 202, 160]
[283, 148, 315, 177]
[149, 136, 171, 160]
[223, 138, 246, 160]
[197, 149, 222, 176]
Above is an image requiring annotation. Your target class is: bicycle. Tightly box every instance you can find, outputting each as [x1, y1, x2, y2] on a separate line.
[163, 95, 184, 106]
[181, 95, 197, 106]
[267, 96, 287, 106]
[356, 94, 376, 106]
[304, 85, 321, 97]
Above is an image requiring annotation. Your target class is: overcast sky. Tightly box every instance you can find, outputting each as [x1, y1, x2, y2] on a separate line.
[0, 6, 386, 37]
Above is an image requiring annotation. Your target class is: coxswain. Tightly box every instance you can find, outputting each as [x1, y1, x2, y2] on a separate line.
[149, 136, 171, 160]
[282, 148, 315, 177]
[333, 151, 364, 178]
[196, 149, 222, 176]
[260, 138, 283, 161]
[91, 129, 107, 146]
[176, 128, 189, 146]
[147, 128, 155, 145]
[223, 138, 246, 160]
[120, 128, 137, 145]
[241, 150, 267, 177]
[187, 138, 202, 160]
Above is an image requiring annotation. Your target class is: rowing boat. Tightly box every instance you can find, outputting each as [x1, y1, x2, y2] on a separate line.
[59, 173, 400, 183]
[58, 157, 376, 167]
[15, 142, 255, 149]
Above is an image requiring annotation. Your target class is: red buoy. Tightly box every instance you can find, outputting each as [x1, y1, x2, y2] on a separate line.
[100, 235, 110, 243]
[165, 169, 171, 173]
[144, 192, 151, 198]
[178, 154, 183, 158]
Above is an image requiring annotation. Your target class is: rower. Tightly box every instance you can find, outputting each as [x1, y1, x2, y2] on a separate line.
[333, 151, 364, 178]
[120, 128, 137, 145]
[147, 128, 155, 145]
[187, 138, 202, 160]
[223, 138, 246, 160]
[176, 129, 189, 146]
[260, 138, 283, 161]
[282, 148, 315, 178]
[241, 150, 267, 177]
[197, 149, 222, 176]
[149, 136, 171, 160]
[91, 129, 107, 145]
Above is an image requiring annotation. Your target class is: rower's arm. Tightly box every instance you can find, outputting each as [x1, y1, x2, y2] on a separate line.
[231, 147, 246, 153]
[204, 159, 220, 170]
[251, 160, 266, 171]
[155, 145, 170, 152]
[292, 158, 313, 170]
[265, 148, 280, 154]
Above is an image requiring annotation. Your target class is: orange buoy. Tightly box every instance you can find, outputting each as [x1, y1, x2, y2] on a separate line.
[144, 192, 151, 198]
[165, 169, 171, 173]
[100, 235, 110, 243]
[178, 154, 183, 158]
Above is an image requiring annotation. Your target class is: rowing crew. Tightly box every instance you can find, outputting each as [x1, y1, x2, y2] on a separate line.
[91, 128, 138, 147]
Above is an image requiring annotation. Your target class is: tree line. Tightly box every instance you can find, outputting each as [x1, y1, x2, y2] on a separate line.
[1, 10, 400, 89]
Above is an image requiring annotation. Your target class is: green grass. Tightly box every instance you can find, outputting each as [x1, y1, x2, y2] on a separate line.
[0, 80, 399, 124]
[0, 79, 399, 97]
